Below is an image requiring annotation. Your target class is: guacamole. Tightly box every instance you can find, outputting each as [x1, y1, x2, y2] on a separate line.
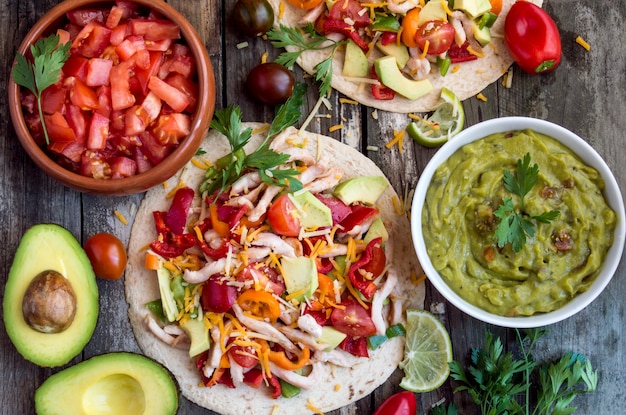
[423, 129, 616, 316]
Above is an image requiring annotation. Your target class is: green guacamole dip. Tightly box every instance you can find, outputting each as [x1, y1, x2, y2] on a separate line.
[423, 129, 616, 316]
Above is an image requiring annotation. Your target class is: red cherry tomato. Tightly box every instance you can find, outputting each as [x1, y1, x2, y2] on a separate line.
[267, 193, 301, 237]
[228, 340, 258, 368]
[330, 299, 376, 337]
[84, 233, 127, 280]
[504, 1, 562, 74]
[372, 391, 417, 415]
[415, 21, 455, 55]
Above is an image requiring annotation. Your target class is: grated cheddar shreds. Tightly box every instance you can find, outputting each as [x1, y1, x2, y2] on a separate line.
[476, 92, 487, 102]
[114, 210, 129, 225]
[576, 35, 591, 51]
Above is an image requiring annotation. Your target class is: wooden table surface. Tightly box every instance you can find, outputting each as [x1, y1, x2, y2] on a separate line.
[2, 1, 625, 414]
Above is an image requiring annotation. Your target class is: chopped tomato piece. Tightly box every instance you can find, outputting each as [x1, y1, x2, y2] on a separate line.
[41, 83, 66, 114]
[85, 58, 113, 87]
[45, 112, 76, 143]
[66, 104, 88, 143]
[148, 76, 190, 113]
[139, 131, 172, 165]
[129, 19, 181, 41]
[153, 113, 190, 145]
[135, 51, 164, 94]
[87, 112, 110, 149]
[339, 335, 369, 358]
[69, 77, 100, 110]
[110, 60, 136, 110]
[63, 55, 90, 80]
[109, 23, 129, 46]
[56, 29, 71, 46]
[66, 8, 109, 26]
[95, 85, 112, 117]
[105, 5, 125, 28]
[109, 156, 137, 178]
[80, 150, 110, 179]
[48, 140, 85, 163]
[165, 73, 198, 113]
[72, 22, 112, 58]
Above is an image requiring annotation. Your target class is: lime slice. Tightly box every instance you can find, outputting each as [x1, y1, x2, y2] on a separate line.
[406, 87, 465, 147]
[398, 309, 452, 393]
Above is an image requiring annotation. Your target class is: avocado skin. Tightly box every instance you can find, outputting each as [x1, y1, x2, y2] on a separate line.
[3, 224, 99, 367]
[35, 352, 179, 415]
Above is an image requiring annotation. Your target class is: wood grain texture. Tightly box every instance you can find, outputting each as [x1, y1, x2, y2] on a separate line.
[1, 0, 625, 414]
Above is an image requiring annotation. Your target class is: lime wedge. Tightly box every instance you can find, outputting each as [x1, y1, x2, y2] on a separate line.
[406, 87, 465, 147]
[399, 309, 452, 393]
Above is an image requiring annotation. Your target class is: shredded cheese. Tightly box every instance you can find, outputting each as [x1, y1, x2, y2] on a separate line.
[114, 210, 128, 225]
[339, 97, 358, 105]
[306, 398, 325, 415]
[278, 0, 285, 19]
[385, 129, 405, 153]
[236, 41, 248, 49]
[466, 45, 485, 58]
[261, 52, 269, 64]
[441, 0, 453, 17]
[476, 92, 488, 102]
[575, 35, 591, 51]
[329, 124, 344, 133]
[419, 40, 430, 59]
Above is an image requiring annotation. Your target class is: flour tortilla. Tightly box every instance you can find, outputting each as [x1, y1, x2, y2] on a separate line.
[268, 0, 543, 113]
[125, 123, 424, 415]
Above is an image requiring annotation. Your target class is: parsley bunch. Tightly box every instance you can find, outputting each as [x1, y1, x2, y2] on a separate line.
[494, 153, 560, 252]
[449, 328, 598, 415]
[199, 83, 307, 197]
[12, 34, 71, 145]
[267, 23, 345, 97]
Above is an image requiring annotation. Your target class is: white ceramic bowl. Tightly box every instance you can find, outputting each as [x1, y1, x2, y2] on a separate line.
[411, 117, 626, 328]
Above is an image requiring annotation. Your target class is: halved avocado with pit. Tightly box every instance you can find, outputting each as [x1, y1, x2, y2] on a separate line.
[3, 224, 99, 367]
[35, 352, 178, 415]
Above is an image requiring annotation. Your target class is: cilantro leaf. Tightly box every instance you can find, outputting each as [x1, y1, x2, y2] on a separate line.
[267, 24, 344, 98]
[12, 34, 71, 145]
[494, 153, 560, 252]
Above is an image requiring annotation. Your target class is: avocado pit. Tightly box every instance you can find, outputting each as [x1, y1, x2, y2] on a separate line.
[22, 270, 77, 333]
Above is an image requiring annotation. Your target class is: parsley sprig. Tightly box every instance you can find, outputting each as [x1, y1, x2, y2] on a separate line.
[494, 153, 560, 252]
[12, 34, 71, 145]
[450, 328, 598, 415]
[199, 83, 307, 197]
[267, 23, 345, 97]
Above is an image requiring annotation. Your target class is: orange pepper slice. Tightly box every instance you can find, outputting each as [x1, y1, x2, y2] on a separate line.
[268, 345, 311, 371]
[210, 203, 230, 237]
[236, 289, 281, 322]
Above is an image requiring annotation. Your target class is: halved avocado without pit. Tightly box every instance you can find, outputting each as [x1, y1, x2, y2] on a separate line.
[35, 352, 179, 415]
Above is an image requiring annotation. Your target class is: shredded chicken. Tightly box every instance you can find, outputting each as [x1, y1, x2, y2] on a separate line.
[298, 1, 325, 25]
[313, 348, 367, 368]
[250, 232, 298, 257]
[232, 304, 299, 353]
[371, 269, 398, 335]
[248, 185, 281, 222]
[406, 48, 432, 81]
[226, 183, 265, 210]
[269, 127, 317, 165]
[230, 172, 262, 195]
[144, 315, 188, 349]
[270, 361, 324, 389]
[387, 0, 417, 14]
[183, 257, 228, 283]
[304, 166, 344, 193]
[228, 354, 245, 387]
[297, 314, 324, 338]
[206, 325, 224, 369]
[278, 326, 328, 352]
[450, 11, 467, 46]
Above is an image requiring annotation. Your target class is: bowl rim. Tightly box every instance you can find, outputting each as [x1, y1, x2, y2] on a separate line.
[8, 0, 215, 195]
[411, 116, 626, 328]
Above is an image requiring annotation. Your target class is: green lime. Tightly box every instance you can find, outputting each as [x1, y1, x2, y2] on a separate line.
[406, 87, 465, 147]
[398, 309, 452, 393]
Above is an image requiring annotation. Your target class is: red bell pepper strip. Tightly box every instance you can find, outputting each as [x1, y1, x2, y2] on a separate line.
[448, 41, 478, 63]
[164, 186, 194, 234]
[323, 19, 369, 52]
[194, 217, 230, 260]
[150, 211, 195, 258]
[339, 204, 379, 234]
[339, 335, 369, 358]
[242, 369, 282, 399]
[348, 237, 383, 299]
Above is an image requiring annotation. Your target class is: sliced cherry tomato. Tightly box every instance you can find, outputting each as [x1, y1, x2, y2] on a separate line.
[339, 204, 379, 233]
[372, 391, 417, 415]
[415, 20, 455, 55]
[267, 193, 301, 237]
[84, 232, 128, 280]
[228, 339, 258, 368]
[331, 299, 376, 337]
[237, 263, 285, 296]
[286, 0, 324, 9]
[201, 274, 238, 313]
[504, 1, 561, 74]
[328, 0, 370, 28]
[401, 7, 421, 48]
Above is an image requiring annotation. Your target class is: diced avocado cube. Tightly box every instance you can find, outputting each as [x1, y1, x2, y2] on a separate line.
[280, 256, 318, 302]
[157, 267, 179, 322]
[290, 190, 333, 229]
[454, 0, 492, 18]
[343, 39, 369, 78]
[364, 217, 389, 244]
[418, 0, 448, 26]
[373, 56, 433, 101]
[317, 326, 348, 351]
[180, 318, 211, 357]
[333, 175, 389, 206]
[375, 41, 410, 69]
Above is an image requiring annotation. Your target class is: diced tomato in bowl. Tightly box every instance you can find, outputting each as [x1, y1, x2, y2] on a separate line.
[9, 0, 215, 195]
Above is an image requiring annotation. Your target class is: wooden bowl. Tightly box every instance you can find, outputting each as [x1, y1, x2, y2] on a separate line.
[8, 0, 215, 195]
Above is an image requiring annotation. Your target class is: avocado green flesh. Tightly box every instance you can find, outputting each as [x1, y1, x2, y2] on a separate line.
[35, 352, 178, 415]
[3, 224, 98, 367]
[422, 130, 616, 316]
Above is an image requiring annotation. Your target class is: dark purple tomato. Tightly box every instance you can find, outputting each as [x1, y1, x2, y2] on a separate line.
[201, 274, 237, 313]
[232, 0, 274, 38]
[246, 62, 295, 105]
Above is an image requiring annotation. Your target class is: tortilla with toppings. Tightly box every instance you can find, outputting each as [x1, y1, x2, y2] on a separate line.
[125, 123, 424, 414]
[268, 0, 543, 113]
